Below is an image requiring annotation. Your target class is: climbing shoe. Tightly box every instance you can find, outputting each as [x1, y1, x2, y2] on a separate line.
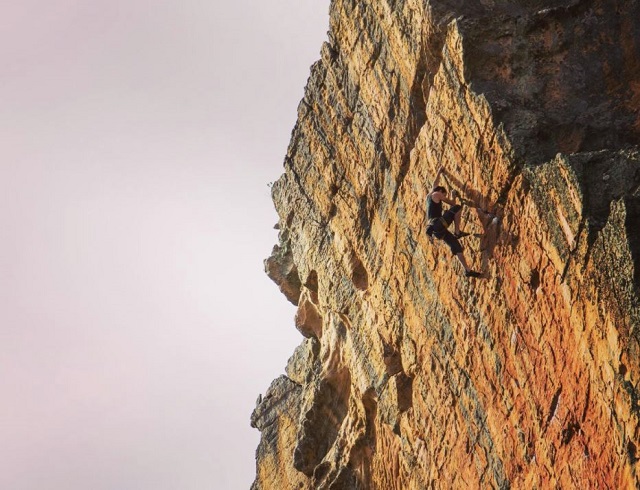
[454, 231, 471, 238]
[465, 270, 482, 278]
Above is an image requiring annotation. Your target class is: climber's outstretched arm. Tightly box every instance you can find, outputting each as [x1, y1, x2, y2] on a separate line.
[431, 166, 460, 206]
[431, 166, 444, 192]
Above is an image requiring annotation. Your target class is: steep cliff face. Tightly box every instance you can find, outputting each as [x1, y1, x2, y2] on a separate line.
[252, 1, 640, 488]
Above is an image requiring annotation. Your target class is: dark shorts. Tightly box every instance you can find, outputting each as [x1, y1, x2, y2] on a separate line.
[439, 230, 463, 255]
[431, 204, 463, 255]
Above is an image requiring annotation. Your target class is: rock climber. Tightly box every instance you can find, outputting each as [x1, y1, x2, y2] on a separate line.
[426, 165, 482, 278]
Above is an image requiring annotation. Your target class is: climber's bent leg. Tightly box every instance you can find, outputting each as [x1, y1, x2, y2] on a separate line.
[440, 230, 481, 277]
[442, 230, 463, 256]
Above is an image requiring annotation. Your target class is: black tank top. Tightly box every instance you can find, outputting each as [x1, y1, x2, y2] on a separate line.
[427, 194, 442, 220]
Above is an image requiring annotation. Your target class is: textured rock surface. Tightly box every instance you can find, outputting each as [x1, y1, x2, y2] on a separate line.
[253, 1, 640, 488]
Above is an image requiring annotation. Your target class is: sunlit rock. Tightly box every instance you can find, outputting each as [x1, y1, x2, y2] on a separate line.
[253, 0, 640, 488]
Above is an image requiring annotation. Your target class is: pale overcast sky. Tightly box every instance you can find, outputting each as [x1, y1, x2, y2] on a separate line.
[0, 1, 328, 489]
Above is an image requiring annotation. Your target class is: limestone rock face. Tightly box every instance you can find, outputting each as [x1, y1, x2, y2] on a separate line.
[252, 1, 640, 488]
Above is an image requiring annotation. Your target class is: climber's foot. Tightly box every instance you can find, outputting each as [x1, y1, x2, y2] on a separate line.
[465, 269, 482, 278]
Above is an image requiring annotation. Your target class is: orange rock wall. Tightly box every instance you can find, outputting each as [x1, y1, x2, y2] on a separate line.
[252, 1, 640, 488]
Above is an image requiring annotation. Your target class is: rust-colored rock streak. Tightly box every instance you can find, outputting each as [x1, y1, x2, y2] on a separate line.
[252, 1, 640, 488]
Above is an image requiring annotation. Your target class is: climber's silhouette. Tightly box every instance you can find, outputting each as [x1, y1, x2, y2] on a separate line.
[426, 165, 482, 278]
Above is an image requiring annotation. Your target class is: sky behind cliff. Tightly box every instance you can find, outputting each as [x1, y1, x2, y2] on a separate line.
[0, 1, 328, 489]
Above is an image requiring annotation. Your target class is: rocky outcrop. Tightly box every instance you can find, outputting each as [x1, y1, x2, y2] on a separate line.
[252, 0, 640, 488]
